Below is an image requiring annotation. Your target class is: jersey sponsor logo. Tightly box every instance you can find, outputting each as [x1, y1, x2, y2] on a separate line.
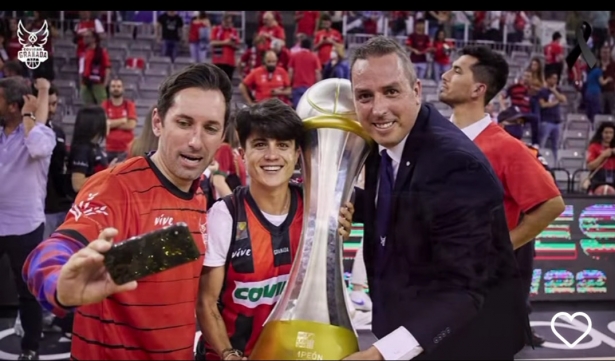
[273, 247, 289, 256]
[232, 248, 251, 258]
[69, 193, 108, 221]
[154, 214, 174, 227]
[232, 274, 290, 309]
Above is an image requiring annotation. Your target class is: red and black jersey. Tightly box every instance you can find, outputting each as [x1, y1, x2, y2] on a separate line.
[204, 185, 303, 359]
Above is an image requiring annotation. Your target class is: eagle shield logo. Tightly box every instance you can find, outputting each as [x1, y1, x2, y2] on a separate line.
[17, 20, 49, 70]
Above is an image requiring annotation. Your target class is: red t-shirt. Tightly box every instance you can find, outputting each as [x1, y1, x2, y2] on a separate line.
[211, 25, 240, 66]
[288, 49, 321, 88]
[75, 19, 103, 58]
[314, 28, 343, 65]
[188, 21, 208, 43]
[587, 142, 615, 170]
[215, 143, 247, 186]
[239, 47, 262, 78]
[433, 40, 454, 65]
[406, 33, 431, 64]
[257, 25, 286, 50]
[544, 41, 563, 64]
[82, 47, 111, 84]
[243, 66, 291, 104]
[296, 11, 319, 35]
[7, 36, 20, 60]
[474, 123, 561, 231]
[276, 47, 291, 70]
[101, 99, 137, 153]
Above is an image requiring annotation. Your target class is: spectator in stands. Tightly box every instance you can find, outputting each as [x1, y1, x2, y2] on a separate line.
[74, 11, 105, 60]
[527, 57, 546, 118]
[239, 35, 266, 79]
[451, 11, 472, 40]
[157, 11, 184, 63]
[589, 11, 611, 52]
[67, 106, 110, 196]
[256, 11, 286, 51]
[80, 31, 110, 105]
[0, 77, 53, 361]
[505, 11, 529, 44]
[361, 11, 383, 35]
[0, 34, 9, 72]
[328, 11, 344, 33]
[2, 59, 25, 78]
[538, 72, 567, 159]
[600, 44, 615, 115]
[322, 44, 349, 80]
[406, 19, 431, 79]
[484, 11, 504, 42]
[431, 29, 453, 83]
[6, 18, 21, 60]
[499, 70, 540, 145]
[127, 105, 157, 159]
[213, 125, 246, 193]
[239, 50, 291, 106]
[188, 12, 211, 64]
[257, 10, 283, 28]
[288, 38, 322, 109]
[585, 61, 605, 124]
[101, 78, 137, 162]
[544, 32, 564, 83]
[586, 121, 615, 194]
[211, 14, 240, 81]
[295, 11, 320, 39]
[272, 40, 291, 70]
[389, 11, 410, 36]
[314, 14, 344, 66]
[290, 33, 307, 54]
[29, 11, 58, 81]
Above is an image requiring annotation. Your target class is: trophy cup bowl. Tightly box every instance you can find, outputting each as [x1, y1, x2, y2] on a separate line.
[250, 78, 373, 360]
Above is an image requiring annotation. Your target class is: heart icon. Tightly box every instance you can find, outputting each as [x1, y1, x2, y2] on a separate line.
[550, 312, 593, 348]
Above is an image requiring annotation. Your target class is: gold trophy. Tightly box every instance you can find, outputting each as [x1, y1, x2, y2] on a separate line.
[250, 78, 373, 360]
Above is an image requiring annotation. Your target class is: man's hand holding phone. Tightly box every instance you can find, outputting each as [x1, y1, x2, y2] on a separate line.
[56, 228, 138, 308]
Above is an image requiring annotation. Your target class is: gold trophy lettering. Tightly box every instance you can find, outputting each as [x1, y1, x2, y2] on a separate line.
[250, 78, 373, 360]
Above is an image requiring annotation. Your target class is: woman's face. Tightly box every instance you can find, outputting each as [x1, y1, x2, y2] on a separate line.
[531, 60, 539, 72]
[436, 31, 445, 40]
[602, 127, 614, 143]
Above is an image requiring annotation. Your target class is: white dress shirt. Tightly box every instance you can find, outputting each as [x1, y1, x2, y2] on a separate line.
[451, 114, 493, 141]
[372, 133, 424, 360]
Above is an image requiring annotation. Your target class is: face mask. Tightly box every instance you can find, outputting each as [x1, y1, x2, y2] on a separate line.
[266, 65, 276, 72]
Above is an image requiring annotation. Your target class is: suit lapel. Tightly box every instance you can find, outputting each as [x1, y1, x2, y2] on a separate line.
[363, 148, 380, 273]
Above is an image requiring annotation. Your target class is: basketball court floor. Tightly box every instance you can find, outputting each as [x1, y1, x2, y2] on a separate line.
[0, 302, 613, 360]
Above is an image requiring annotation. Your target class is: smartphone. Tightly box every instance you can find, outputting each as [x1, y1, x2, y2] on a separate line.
[103, 223, 201, 285]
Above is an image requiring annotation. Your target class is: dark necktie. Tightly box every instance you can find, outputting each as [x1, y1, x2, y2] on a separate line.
[376, 150, 394, 259]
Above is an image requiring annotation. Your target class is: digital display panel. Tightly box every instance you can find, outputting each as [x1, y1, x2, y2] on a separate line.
[342, 196, 615, 301]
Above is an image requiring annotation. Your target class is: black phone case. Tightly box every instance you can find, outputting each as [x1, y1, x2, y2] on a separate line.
[103, 223, 201, 285]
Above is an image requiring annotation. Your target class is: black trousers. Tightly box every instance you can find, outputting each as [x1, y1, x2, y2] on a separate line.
[0, 223, 44, 352]
[514, 240, 536, 315]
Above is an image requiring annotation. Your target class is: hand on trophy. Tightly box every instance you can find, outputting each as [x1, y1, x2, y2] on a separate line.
[338, 201, 355, 240]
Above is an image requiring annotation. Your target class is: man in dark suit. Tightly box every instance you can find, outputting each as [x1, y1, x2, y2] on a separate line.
[343, 36, 529, 360]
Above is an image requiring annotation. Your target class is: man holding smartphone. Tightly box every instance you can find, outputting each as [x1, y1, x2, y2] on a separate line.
[23, 63, 233, 360]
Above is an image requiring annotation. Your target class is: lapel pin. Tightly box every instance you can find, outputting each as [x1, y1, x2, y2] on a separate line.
[406, 161, 410, 166]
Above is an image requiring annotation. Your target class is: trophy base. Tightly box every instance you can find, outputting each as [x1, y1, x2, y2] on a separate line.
[249, 320, 359, 360]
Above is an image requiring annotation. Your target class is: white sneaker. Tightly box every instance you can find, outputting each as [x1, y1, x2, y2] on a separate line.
[352, 311, 372, 330]
[349, 290, 372, 312]
[14, 312, 24, 337]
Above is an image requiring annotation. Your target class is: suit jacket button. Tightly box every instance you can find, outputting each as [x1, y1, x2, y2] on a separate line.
[433, 338, 439, 344]
[445, 327, 451, 334]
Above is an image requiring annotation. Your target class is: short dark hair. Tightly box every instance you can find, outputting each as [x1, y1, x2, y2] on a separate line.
[552, 32, 562, 41]
[0, 77, 31, 110]
[460, 46, 509, 105]
[321, 14, 331, 22]
[591, 121, 615, 147]
[300, 38, 312, 49]
[350, 35, 416, 84]
[32, 84, 58, 97]
[72, 105, 107, 145]
[157, 63, 233, 129]
[235, 99, 304, 150]
[3, 60, 24, 77]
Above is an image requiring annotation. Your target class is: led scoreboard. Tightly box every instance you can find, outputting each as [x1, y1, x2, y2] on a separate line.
[342, 196, 615, 301]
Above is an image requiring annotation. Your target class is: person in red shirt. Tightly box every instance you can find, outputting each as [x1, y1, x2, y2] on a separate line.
[29, 11, 59, 81]
[272, 41, 291, 70]
[440, 45, 565, 347]
[544, 32, 564, 84]
[101, 78, 137, 162]
[80, 31, 111, 105]
[586, 121, 615, 194]
[431, 29, 453, 82]
[257, 11, 283, 28]
[211, 14, 240, 81]
[74, 11, 105, 60]
[314, 14, 343, 65]
[406, 19, 431, 79]
[239, 35, 267, 79]
[188, 11, 211, 64]
[23, 63, 233, 361]
[256, 12, 286, 51]
[240, 50, 291, 105]
[214, 127, 247, 194]
[288, 38, 321, 108]
[295, 11, 320, 38]
[6, 18, 21, 61]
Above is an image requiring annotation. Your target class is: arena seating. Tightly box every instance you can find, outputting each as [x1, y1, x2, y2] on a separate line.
[49, 23, 608, 195]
